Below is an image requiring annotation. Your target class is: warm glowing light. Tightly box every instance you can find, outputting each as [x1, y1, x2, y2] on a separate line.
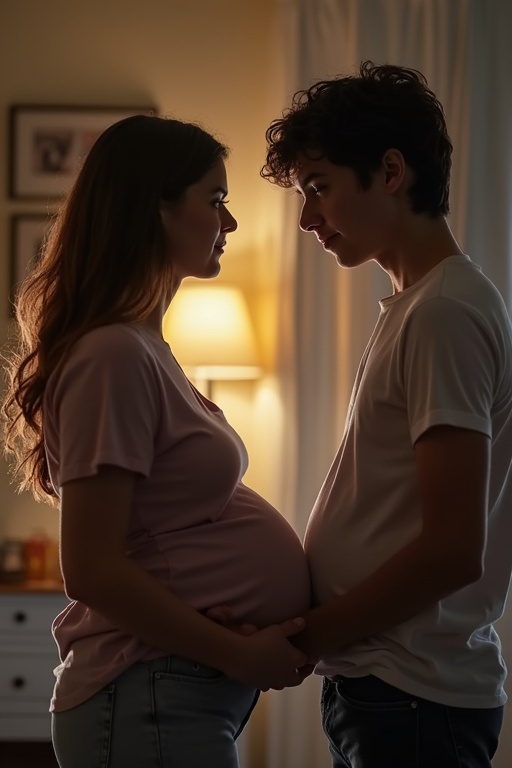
[162, 283, 262, 381]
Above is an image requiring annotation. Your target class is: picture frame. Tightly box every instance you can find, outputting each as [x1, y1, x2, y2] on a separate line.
[9, 104, 155, 200]
[9, 214, 53, 312]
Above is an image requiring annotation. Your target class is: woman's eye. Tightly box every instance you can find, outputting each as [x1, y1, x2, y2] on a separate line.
[311, 186, 325, 196]
[213, 199, 229, 209]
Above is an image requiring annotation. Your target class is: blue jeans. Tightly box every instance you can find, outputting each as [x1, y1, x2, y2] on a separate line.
[52, 656, 258, 768]
[321, 675, 503, 768]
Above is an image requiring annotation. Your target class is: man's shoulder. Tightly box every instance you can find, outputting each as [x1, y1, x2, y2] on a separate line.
[407, 256, 505, 318]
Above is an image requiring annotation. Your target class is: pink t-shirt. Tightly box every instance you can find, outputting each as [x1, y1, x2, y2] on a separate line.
[44, 324, 311, 711]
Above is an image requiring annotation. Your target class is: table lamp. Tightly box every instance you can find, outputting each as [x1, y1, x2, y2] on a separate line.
[163, 283, 262, 397]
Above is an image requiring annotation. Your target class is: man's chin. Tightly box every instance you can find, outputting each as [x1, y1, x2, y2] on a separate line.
[333, 251, 365, 270]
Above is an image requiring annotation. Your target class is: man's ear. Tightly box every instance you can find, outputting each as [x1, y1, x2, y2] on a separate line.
[382, 149, 406, 192]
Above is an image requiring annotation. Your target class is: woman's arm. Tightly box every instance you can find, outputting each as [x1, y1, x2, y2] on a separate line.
[60, 465, 307, 690]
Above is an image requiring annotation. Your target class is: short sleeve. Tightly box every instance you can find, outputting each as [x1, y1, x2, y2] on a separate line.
[45, 327, 161, 485]
[402, 297, 495, 443]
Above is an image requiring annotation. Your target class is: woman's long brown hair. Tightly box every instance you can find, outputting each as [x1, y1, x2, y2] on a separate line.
[1, 114, 227, 502]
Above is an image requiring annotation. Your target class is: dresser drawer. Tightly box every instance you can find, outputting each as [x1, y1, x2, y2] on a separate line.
[0, 651, 57, 708]
[0, 591, 67, 741]
[0, 593, 68, 635]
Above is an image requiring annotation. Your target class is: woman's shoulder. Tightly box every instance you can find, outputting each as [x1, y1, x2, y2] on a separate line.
[51, 324, 165, 386]
[47, 324, 169, 399]
[72, 323, 166, 361]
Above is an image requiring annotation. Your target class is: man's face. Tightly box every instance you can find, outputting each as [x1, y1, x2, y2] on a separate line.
[294, 154, 398, 269]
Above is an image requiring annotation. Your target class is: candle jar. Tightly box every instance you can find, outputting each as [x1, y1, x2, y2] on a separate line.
[0, 539, 27, 583]
[25, 530, 48, 581]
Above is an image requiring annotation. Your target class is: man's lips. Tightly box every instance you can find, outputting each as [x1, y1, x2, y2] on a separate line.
[318, 233, 337, 248]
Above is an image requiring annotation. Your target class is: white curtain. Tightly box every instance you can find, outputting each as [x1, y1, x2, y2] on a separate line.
[266, 2, 512, 767]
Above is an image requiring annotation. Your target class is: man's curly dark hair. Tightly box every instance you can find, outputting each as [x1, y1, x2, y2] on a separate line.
[261, 60, 452, 217]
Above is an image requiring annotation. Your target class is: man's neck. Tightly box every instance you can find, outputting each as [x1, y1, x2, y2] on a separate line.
[380, 216, 463, 293]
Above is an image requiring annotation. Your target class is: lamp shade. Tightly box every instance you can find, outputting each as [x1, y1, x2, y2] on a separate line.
[162, 283, 262, 380]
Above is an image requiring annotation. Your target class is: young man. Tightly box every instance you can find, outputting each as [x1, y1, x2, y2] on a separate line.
[262, 61, 512, 767]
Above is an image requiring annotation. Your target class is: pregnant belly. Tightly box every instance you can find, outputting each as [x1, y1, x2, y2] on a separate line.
[155, 485, 312, 627]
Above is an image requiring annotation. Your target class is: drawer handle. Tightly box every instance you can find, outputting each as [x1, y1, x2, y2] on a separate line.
[11, 676, 26, 689]
[12, 611, 27, 624]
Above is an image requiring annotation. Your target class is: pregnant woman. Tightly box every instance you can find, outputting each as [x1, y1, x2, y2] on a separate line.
[2, 114, 311, 768]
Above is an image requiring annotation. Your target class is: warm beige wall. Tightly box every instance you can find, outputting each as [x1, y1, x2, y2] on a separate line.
[0, 0, 284, 540]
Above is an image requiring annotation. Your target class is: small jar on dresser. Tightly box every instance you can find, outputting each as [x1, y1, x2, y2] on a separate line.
[0, 582, 68, 741]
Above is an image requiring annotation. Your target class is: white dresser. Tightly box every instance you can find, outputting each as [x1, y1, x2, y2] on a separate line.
[0, 586, 68, 741]
[0, 586, 252, 761]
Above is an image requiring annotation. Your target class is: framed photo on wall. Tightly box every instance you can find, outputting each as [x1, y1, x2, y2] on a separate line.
[9, 214, 53, 312]
[9, 104, 155, 200]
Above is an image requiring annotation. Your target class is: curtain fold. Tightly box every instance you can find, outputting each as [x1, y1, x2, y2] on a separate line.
[267, 2, 512, 767]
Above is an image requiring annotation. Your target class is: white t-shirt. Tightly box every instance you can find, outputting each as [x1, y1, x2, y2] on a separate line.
[305, 255, 512, 708]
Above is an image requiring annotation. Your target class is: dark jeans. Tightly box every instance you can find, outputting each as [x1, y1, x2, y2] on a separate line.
[321, 675, 503, 768]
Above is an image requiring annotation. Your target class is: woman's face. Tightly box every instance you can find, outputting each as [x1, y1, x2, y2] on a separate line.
[160, 159, 237, 286]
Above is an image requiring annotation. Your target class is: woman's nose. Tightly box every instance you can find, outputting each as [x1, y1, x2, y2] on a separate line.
[222, 206, 238, 232]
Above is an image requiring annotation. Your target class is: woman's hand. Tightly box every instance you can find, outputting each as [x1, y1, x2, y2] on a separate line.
[226, 617, 310, 691]
[207, 607, 316, 690]
[206, 604, 257, 636]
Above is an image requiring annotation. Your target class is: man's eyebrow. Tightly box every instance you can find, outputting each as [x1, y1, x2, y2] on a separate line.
[296, 172, 328, 191]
